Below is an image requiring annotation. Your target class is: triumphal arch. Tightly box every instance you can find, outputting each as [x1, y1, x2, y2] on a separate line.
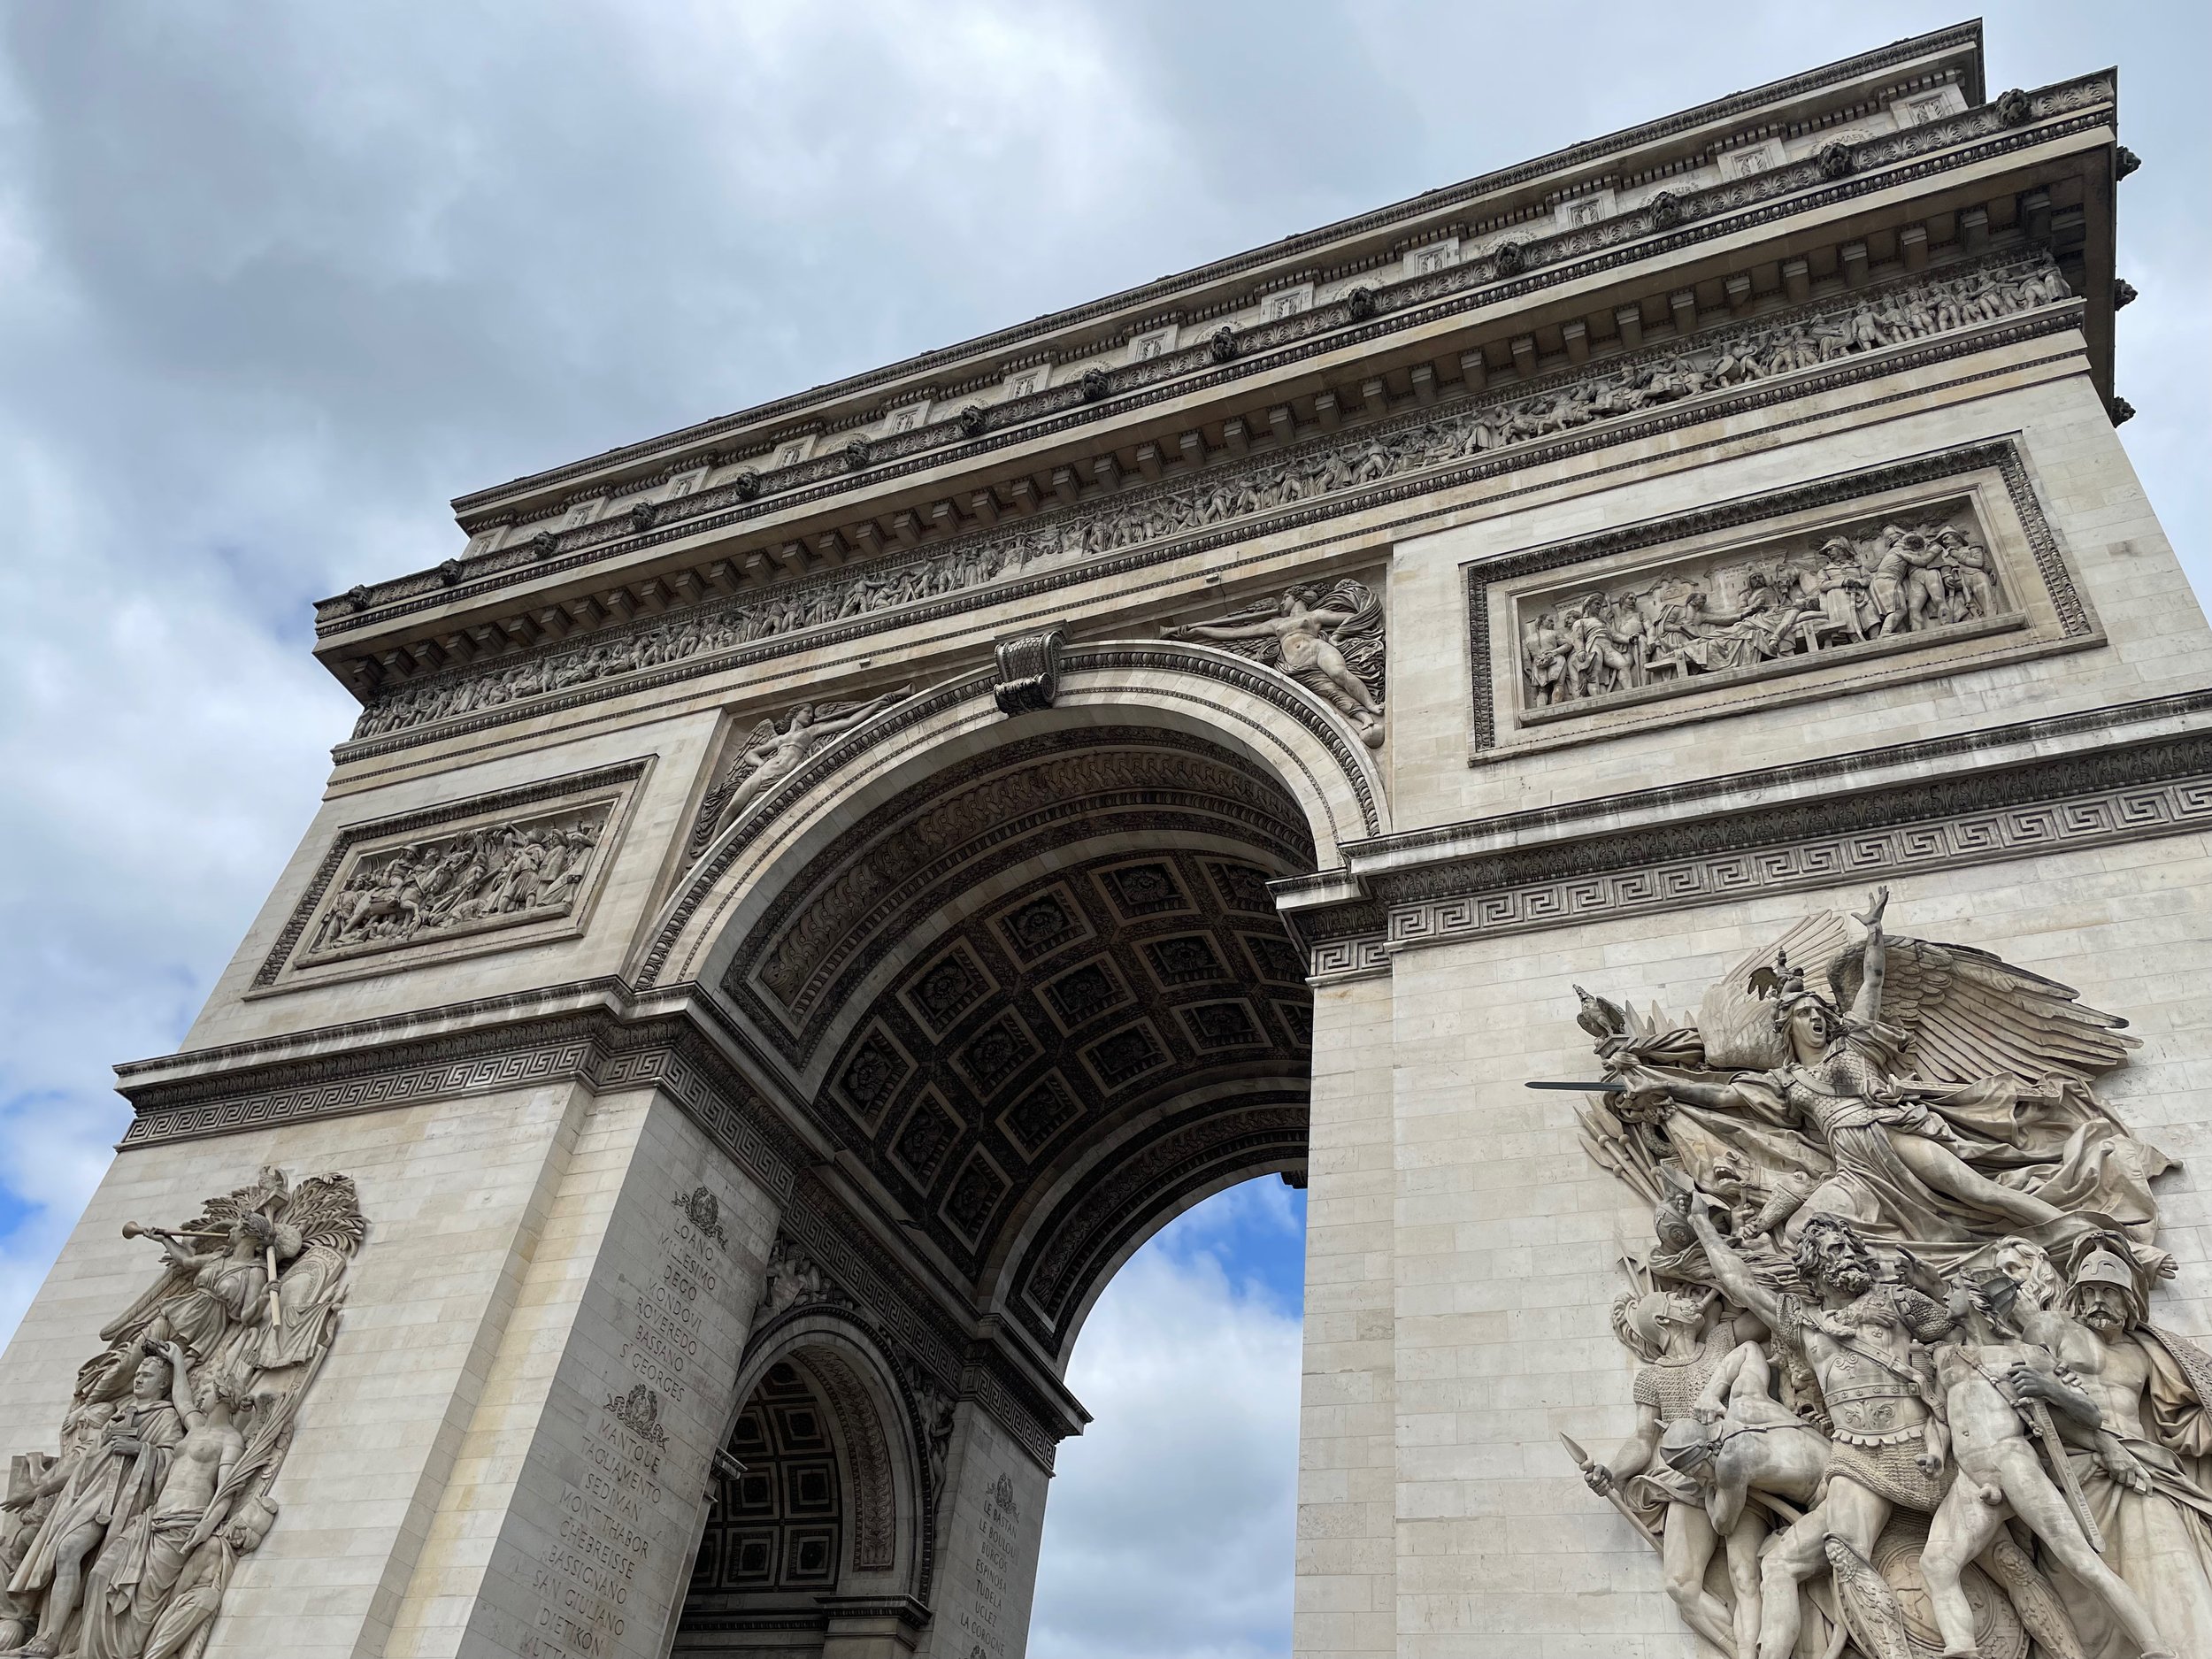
[7, 22, 2211, 1659]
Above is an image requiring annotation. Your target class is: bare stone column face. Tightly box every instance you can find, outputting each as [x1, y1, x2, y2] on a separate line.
[1294, 977, 1396, 1659]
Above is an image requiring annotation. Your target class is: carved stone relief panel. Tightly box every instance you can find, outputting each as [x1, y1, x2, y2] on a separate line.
[1563, 893, 2209, 1659]
[256, 761, 646, 989]
[1467, 440, 2101, 762]
[0, 1167, 367, 1658]
[349, 255, 2072, 752]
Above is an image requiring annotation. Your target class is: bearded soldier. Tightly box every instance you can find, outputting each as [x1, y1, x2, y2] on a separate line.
[1920, 1271, 2172, 1659]
[2012, 1247, 2212, 1657]
[78, 1345, 249, 1659]
[1682, 1199, 1952, 1659]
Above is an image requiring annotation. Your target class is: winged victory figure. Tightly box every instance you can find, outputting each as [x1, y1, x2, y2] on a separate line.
[1164, 579, 1386, 747]
[1593, 887, 2170, 1273]
[686, 688, 911, 861]
[1557, 895, 2206, 1659]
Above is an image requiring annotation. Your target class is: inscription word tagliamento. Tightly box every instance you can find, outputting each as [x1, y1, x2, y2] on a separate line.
[522, 1187, 728, 1659]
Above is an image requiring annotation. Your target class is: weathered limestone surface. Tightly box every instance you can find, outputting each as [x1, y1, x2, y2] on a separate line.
[1386, 851, 2212, 1655]
[384, 1089, 773, 1659]
[2, 23, 2200, 1659]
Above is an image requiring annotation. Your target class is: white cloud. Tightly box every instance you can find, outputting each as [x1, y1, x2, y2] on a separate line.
[0, 4, 2202, 1653]
[1031, 1183, 1304, 1659]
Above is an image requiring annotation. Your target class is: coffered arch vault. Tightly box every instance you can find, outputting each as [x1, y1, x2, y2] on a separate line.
[649, 642, 1363, 1363]
[634, 639, 1387, 1003]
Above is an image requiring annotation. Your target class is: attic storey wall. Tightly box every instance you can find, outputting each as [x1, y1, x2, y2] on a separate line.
[0, 23, 2185, 1659]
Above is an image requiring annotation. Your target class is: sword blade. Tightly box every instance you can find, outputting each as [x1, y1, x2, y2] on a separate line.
[1525, 1080, 1628, 1092]
[2026, 1399, 2104, 1554]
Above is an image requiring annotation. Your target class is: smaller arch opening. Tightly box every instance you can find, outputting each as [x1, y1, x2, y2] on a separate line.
[677, 1342, 915, 1657]
[687, 1362, 844, 1608]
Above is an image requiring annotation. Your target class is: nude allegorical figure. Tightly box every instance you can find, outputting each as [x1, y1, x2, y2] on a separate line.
[1918, 1273, 2172, 1658]
[1679, 1194, 1951, 1659]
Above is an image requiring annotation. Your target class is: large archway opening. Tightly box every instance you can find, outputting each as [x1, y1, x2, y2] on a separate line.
[1028, 1176, 1307, 1659]
[661, 664, 1371, 1659]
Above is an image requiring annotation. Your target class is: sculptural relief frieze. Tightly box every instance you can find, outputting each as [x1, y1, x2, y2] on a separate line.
[684, 689, 911, 865]
[1518, 500, 2014, 717]
[346, 255, 2074, 749]
[256, 763, 645, 988]
[1559, 892, 2210, 1658]
[0, 1167, 366, 1658]
[1164, 578, 1386, 746]
[296, 803, 609, 965]
[1467, 438, 2093, 758]
[337, 68, 2107, 634]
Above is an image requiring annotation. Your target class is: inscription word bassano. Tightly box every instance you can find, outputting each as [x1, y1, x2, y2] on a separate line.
[7, 26, 2208, 1659]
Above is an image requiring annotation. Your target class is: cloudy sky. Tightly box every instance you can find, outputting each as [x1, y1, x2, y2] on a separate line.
[0, 4, 2202, 1654]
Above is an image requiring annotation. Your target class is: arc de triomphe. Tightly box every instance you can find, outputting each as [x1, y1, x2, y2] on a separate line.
[7, 24, 2211, 1659]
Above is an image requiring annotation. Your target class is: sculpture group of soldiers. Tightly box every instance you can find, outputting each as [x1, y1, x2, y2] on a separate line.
[355, 255, 2072, 744]
[0, 1171, 363, 1659]
[1525, 515, 2001, 706]
[308, 815, 601, 956]
[1591, 1207, 2206, 1658]
[1571, 891, 2212, 1657]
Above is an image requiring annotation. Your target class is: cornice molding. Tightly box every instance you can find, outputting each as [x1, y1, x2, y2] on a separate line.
[116, 1005, 810, 1210]
[1354, 715, 2212, 959]
[327, 65, 2101, 637]
[430, 26, 1982, 529]
[339, 261, 2085, 759]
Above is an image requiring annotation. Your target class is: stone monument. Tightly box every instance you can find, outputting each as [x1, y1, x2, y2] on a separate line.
[3, 22, 2204, 1658]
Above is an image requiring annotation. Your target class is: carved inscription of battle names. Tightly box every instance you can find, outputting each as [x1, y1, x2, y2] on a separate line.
[521, 1186, 734, 1659]
[959, 1471, 1024, 1659]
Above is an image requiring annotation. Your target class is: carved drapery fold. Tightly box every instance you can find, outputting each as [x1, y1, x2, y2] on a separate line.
[347, 256, 2072, 750]
[1569, 895, 2210, 1658]
[0, 1167, 367, 1658]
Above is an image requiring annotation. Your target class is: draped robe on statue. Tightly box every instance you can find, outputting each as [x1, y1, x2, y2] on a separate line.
[1658, 1020, 2171, 1269]
[2050, 1329, 2212, 1659]
[7, 1399, 181, 1601]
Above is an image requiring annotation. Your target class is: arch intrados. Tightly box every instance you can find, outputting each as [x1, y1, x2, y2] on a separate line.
[979, 1072, 1307, 1292]
[1049, 1163, 1304, 1365]
[983, 1076, 1310, 1365]
[717, 1310, 928, 1599]
[634, 641, 1386, 996]
[762, 822, 1313, 1094]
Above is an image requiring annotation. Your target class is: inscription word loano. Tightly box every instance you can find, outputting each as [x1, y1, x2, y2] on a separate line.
[5, 24, 2207, 1659]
